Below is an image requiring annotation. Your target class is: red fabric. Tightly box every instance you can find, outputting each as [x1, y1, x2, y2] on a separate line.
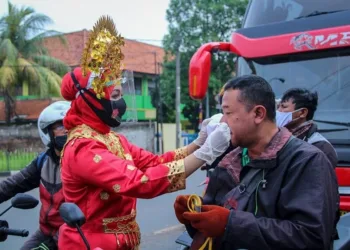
[38, 183, 65, 236]
[58, 132, 185, 250]
[60, 67, 114, 134]
[183, 205, 230, 238]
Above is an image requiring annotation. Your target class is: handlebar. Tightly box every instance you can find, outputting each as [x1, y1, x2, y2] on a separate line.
[0, 227, 29, 237]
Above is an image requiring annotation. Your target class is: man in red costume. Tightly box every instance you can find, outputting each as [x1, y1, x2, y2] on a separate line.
[58, 16, 231, 250]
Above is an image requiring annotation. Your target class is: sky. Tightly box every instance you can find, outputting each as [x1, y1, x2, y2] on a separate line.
[0, 0, 170, 47]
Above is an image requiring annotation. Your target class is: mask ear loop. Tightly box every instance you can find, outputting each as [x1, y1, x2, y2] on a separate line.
[70, 72, 103, 112]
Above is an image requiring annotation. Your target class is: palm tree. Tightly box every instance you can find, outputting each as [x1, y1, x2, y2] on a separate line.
[0, 2, 69, 124]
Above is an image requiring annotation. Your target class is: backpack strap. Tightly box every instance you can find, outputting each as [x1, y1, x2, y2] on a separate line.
[36, 152, 48, 171]
[222, 135, 296, 212]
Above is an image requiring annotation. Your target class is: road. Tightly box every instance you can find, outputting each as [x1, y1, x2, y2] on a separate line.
[0, 170, 205, 250]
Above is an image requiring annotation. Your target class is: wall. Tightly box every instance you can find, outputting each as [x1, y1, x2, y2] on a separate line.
[158, 123, 184, 153]
[112, 122, 155, 152]
[0, 122, 156, 152]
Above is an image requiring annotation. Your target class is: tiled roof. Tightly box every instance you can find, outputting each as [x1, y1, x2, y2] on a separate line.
[43, 30, 165, 75]
[0, 99, 54, 122]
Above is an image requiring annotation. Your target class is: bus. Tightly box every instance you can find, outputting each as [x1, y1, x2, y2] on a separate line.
[189, 0, 350, 214]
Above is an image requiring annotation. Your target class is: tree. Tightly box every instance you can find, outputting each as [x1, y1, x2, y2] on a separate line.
[160, 0, 248, 130]
[0, 2, 69, 124]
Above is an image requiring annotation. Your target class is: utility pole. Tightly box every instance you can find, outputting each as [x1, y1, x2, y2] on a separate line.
[205, 92, 210, 119]
[175, 36, 181, 148]
[153, 52, 160, 154]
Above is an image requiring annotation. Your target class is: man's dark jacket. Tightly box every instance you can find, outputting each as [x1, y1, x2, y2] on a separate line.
[186, 128, 339, 250]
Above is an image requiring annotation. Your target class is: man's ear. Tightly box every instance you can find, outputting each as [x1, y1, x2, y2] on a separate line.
[253, 105, 266, 124]
[300, 108, 308, 119]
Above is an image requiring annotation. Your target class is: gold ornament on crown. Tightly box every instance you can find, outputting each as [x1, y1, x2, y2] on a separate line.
[81, 15, 125, 99]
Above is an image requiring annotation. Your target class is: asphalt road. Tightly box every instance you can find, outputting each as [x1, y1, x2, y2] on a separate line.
[0, 170, 205, 250]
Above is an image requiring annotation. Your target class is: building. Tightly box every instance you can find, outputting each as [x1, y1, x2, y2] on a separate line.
[44, 29, 164, 121]
[0, 29, 165, 123]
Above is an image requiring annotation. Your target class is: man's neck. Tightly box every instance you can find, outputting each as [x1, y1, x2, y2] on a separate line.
[247, 123, 279, 159]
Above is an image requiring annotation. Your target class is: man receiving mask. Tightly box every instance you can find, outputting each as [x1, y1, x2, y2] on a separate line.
[276, 88, 338, 168]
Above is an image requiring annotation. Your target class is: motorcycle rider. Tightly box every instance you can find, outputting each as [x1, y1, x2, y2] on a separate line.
[0, 101, 71, 250]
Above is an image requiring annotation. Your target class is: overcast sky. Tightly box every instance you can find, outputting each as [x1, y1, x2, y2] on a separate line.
[0, 0, 170, 47]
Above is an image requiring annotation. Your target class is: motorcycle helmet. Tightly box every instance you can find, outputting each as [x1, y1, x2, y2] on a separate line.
[38, 101, 71, 147]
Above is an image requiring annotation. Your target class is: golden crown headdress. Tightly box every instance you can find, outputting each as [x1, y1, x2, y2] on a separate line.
[81, 15, 125, 99]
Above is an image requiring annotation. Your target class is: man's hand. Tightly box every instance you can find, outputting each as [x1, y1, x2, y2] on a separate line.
[174, 195, 190, 224]
[182, 205, 230, 238]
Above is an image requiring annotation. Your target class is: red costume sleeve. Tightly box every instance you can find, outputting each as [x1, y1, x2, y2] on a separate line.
[64, 138, 186, 198]
[119, 135, 188, 171]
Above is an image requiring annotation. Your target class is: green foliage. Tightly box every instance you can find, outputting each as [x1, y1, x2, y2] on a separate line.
[0, 2, 69, 123]
[0, 151, 38, 172]
[160, 0, 248, 130]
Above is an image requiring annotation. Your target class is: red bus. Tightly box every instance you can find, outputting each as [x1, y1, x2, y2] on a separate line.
[189, 0, 350, 214]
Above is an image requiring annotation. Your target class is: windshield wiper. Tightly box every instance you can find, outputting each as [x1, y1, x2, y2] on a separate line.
[318, 128, 349, 133]
[314, 119, 350, 128]
[295, 10, 346, 19]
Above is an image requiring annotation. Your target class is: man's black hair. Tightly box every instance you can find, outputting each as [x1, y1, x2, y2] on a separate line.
[224, 75, 276, 121]
[281, 88, 318, 120]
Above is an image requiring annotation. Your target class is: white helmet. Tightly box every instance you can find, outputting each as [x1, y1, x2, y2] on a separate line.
[38, 101, 71, 147]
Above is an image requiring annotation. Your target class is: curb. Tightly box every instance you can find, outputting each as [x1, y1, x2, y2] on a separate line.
[0, 171, 19, 177]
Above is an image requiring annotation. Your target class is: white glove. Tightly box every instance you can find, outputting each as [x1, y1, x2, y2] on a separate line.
[193, 118, 211, 147]
[207, 113, 223, 136]
[193, 123, 231, 165]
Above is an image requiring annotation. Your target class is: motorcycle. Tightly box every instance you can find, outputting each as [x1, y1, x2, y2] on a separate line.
[0, 193, 39, 243]
[59, 202, 102, 250]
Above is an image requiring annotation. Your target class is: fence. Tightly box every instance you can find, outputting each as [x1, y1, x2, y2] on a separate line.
[0, 149, 40, 172]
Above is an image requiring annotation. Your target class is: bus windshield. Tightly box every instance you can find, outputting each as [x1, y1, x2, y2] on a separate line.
[236, 49, 350, 141]
[244, 0, 350, 28]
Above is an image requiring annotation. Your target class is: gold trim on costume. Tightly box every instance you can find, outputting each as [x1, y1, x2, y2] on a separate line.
[81, 16, 125, 99]
[125, 154, 133, 161]
[173, 146, 188, 161]
[100, 191, 110, 200]
[127, 165, 136, 171]
[140, 175, 149, 184]
[102, 210, 140, 248]
[113, 184, 121, 193]
[165, 159, 186, 192]
[66, 124, 126, 159]
[93, 154, 102, 163]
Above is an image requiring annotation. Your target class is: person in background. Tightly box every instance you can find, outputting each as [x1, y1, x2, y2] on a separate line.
[276, 88, 338, 168]
[0, 101, 71, 250]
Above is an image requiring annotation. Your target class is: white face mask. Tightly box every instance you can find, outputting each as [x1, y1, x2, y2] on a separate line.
[276, 111, 293, 128]
[207, 113, 223, 136]
[275, 109, 303, 128]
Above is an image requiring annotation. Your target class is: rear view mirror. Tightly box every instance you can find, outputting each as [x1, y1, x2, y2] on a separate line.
[188, 42, 235, 100]
[59, 202, 86, 228]
[11, 193, 39, 209]
[59, 203, 91, 250]
[189, 44, 212, 100]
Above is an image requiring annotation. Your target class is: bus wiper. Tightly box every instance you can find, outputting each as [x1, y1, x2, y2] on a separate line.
[314, 119, 350, 128]
[295, 10, 346, 19]
[318, 128, 349, 133]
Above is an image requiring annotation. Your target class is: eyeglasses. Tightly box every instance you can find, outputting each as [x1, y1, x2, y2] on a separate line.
[52, 125, 66, 132]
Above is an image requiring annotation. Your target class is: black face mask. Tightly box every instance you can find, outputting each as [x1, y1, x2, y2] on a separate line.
[54, 134, 67, 151]
[111, 98, 127, 119]
[70, 72, 127, 127]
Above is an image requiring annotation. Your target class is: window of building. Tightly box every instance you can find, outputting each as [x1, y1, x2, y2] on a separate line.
[134, 77, 142, 95]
